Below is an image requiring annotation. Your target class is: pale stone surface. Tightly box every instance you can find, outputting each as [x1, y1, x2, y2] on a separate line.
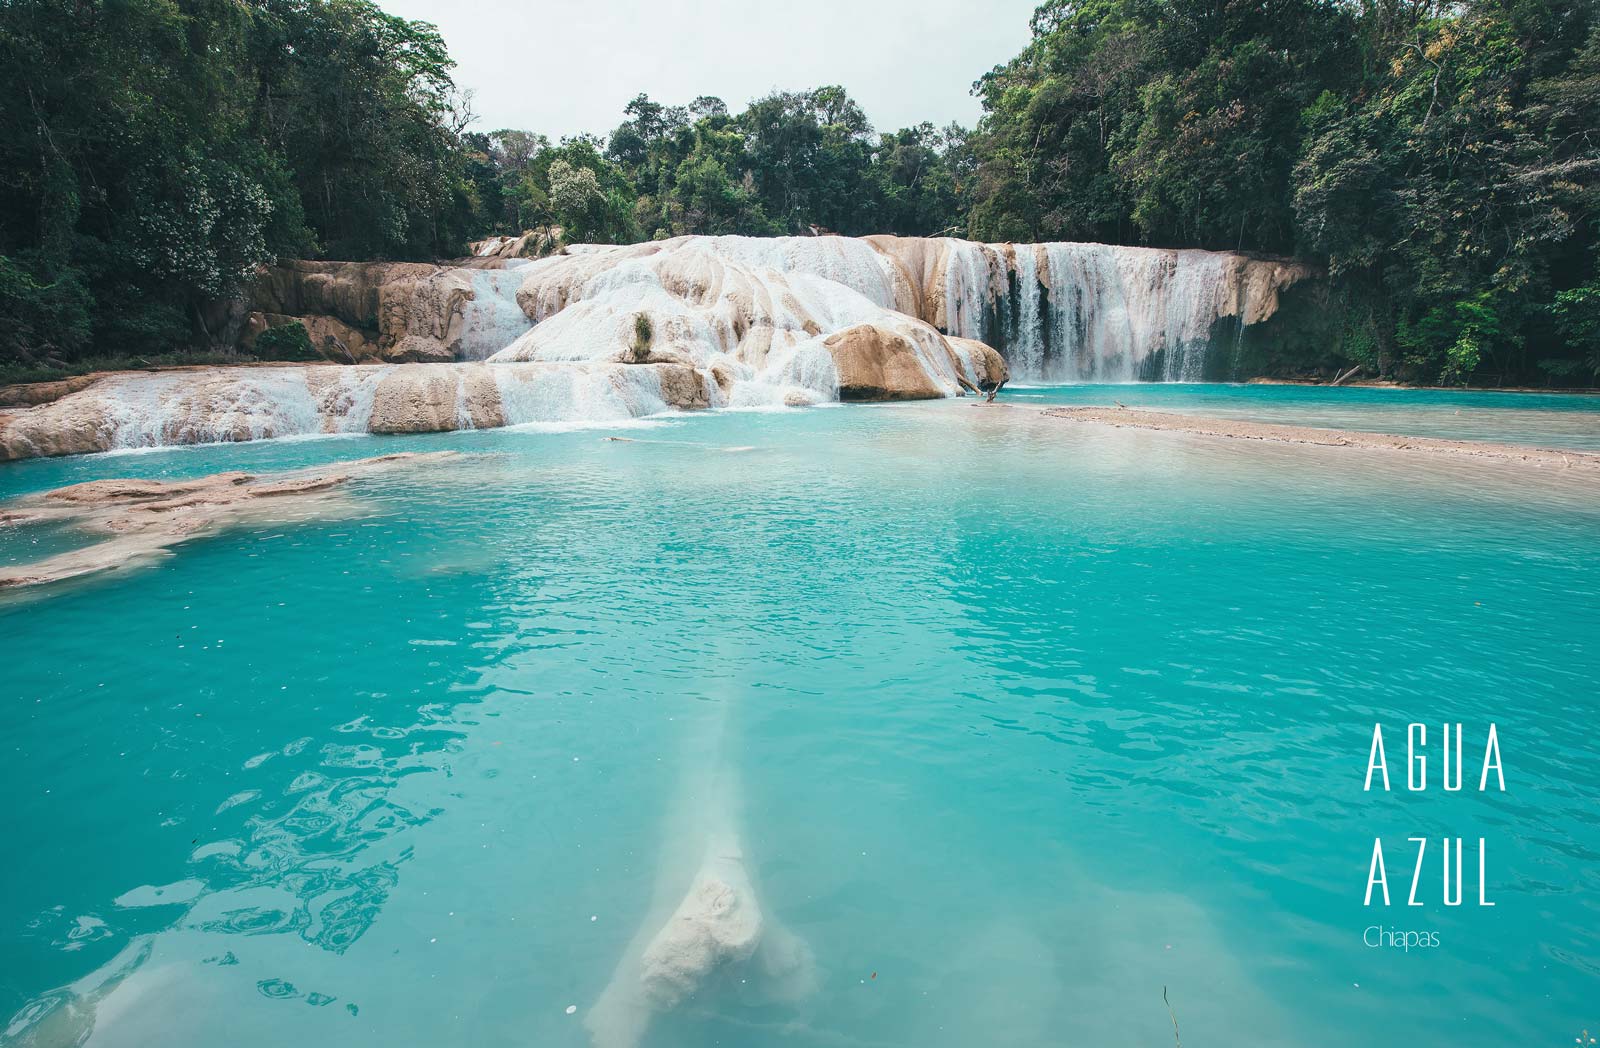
[369, 365, 469, 433]
[825, 323, 946, 401]
[0, 373, 102, 408]
[1, 236, 1314, 459]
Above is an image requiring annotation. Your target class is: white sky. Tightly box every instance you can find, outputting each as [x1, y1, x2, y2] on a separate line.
[375, 0, 1041, 139]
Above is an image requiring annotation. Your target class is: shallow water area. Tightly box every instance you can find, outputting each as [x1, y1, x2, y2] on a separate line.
[1, 388, 1597, 1048]
[1015, 381, 1600, 449]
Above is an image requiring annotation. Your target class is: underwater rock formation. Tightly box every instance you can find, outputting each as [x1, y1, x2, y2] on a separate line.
[1043, 406, 1600, 470]
[0, 452, 455, 589]
[585, 681, 816, 1048]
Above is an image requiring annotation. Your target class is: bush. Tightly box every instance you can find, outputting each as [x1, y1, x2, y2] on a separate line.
[630, 313, 653, 362]
[0, 254, 93, 366]
[252, 322, 318, 361]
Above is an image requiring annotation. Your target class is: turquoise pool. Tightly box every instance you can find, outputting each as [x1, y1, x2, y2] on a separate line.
[2, 387, 1598, 1047]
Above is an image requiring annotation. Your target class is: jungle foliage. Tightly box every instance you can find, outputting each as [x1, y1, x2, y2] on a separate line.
[3, 0, 1596, 384]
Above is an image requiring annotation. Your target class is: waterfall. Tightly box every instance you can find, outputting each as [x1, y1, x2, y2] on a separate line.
[457, 266, 536, 361]
[493, 363, 672, 426]
[1009, 246, 1045, 378]
[932, 240, 1252, 383]
[2, 235, 1308, 460]
[941, 240, 996, 344]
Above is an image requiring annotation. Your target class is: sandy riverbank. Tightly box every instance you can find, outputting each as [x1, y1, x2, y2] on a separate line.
[1042, 405, 1600, 471]
[1243, 376, 1600, 395]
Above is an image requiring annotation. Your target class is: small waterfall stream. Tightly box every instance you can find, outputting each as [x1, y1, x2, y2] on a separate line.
[457, 266, 536, 361]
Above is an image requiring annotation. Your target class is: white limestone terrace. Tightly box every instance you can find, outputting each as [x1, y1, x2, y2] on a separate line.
[0, 235, 1310, 460]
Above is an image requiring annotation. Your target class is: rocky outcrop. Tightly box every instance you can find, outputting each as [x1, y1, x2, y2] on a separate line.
[461, 227, 562, 264]
[369, 365, 475, 433]
[0, 373, 103, 408]
[248, 260, 530, 364]
[825, 323, 1007, 401]
[949, 336, 1010, 389]
[244, 312, 377, 362]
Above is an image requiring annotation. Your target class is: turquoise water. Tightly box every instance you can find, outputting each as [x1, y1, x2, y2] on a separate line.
[1013, 382, 1600, 449]
[2, 387, 1598, 1047]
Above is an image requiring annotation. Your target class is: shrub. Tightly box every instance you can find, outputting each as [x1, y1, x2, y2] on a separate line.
[630, 313, 654, 362]
[253, 322, 318, 361]
[0, 254, 93, 366]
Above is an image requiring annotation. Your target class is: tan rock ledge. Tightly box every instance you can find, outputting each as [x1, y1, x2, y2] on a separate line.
[1042, 406, 1600, 471]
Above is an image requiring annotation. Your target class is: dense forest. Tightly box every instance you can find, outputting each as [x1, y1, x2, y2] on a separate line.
[1, 0, 1596, 384]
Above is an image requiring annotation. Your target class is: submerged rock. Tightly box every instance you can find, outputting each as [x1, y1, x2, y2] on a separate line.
[1043, 406, 1600, 471]
[637, 844, 765, 1011]
[0, 452, 456, 591]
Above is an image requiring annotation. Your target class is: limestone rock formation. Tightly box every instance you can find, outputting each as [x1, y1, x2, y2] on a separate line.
[245, 312, 377, 362]
[369, 365, 474, 433]
[0, 452, 455, 590]
[0, 233, 1315, 459]
[250, 260, 532, 364]
[827, 324, 952, 401]
[950, 336, 1010, 389]
[0, 373, 102, 408]
[462, 227, 562, 263]
[487, 236, 992, 407]
[0, 361, 721, 461]
[822, 324, 1010, 401]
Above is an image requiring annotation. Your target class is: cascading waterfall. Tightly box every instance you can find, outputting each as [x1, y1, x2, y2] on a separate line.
[942, 241, 999, 348]
[1008, 246, 1045, 378]
[3, 235, 1308, 460]
[457, 265, 536, 361]
[492, 363, 678, 426]
[82, 369, 361, 449]
[937, 240, 1249, 383]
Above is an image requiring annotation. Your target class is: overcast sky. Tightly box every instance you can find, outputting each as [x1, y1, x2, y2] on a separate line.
[375, 0, 1041, 139]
